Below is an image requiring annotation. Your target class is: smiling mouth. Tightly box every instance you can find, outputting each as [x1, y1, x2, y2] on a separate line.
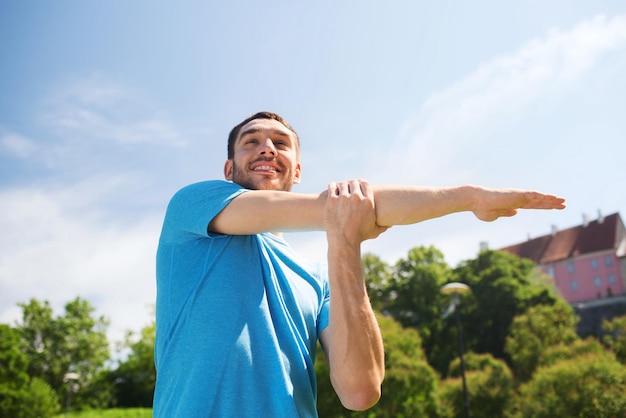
[253, 165, 278, 173]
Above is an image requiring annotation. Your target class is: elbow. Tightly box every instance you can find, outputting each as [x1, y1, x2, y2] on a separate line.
[339, 385, 382, 411]
[332, 374, 383, 411]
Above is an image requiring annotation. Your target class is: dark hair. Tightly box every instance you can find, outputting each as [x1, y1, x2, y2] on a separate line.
[227, 111, 300, 159]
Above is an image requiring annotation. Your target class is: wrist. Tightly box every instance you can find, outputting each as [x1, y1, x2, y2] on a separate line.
[455, 184, 481, 213]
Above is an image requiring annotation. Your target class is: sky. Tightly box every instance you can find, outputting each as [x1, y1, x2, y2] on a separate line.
[1, 1, 625, 348]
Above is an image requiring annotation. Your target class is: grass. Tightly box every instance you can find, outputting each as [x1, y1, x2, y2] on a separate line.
[54, 408, 152, 418]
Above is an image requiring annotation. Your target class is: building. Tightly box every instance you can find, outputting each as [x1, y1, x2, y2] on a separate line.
[499, 212, 626, 304]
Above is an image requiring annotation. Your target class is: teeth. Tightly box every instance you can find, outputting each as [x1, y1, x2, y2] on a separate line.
[254, 165, 276, 172]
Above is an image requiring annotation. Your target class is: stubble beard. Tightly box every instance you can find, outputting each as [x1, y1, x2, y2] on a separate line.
[231, 160, 294, 192]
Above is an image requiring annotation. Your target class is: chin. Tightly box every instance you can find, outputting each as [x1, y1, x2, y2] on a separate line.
[236, 178, 293, 192]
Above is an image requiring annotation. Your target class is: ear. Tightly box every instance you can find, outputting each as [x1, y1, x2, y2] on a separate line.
[292, 162, 302, 184]
[224, 160, 233, 181]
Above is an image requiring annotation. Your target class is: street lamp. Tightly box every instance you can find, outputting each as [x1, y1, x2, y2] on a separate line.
[441, 282, 471, 418]
[62, 372, 80, 418]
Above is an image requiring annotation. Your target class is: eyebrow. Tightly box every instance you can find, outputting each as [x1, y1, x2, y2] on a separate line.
[238, 128, 292, 141]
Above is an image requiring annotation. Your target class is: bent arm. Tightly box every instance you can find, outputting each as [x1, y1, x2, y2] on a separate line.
[320, 180, 385, 411]
[320, 240, 384, 411]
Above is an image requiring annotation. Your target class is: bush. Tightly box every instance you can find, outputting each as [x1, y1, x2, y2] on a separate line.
[509, 352, 626, 417]
[0, 324, 60, 417]
[54, 408, 152, 418]
[440, 353, 513, 418]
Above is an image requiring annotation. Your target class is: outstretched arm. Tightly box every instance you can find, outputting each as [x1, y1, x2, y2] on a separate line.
[319, 180, 387, 411]
[208, 183, 565, 235]
[372, 184, 565, 226]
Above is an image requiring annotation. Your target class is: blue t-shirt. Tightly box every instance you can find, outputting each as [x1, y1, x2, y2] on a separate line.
[154, 180, 330, 417]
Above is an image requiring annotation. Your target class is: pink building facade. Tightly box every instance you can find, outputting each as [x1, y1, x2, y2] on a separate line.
[500, 212, 626, 304]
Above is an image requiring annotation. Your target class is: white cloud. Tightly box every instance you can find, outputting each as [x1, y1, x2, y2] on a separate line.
[39, 73, 187, 148]
[0, 131, 38, 159]
[0, 72, 211, 345]
[0, 178, 160, 345]
[385, 14, 626, 183]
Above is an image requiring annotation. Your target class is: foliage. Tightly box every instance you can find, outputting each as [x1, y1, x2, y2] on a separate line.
[0, 324, 60, 417]
[538, 337, 607, 368]
[23, 378, 61, 418]
[364, 246, 456, 375]
[5, 246, 626, 415]
[316, 313, 444, 417]
[16, 297, 112, 411]
[602, 314, 626, 363]
[109, 322, 156, 407]
[362, 253, 394, 312]
[367, 248, 563, 377]
[441, 352, 514, 418]
[54, 408, 152, 418]
[368, 314, 442, 418]
[508, 352, 626, 417]
[0, 324, 29, 388]
[384, 246, 450, 339]
[452, 250, 560, 363]
[505, 302, 579, 382]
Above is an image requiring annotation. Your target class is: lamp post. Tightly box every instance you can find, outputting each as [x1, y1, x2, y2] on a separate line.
[441, 282, 470, 418]
[62, 372, 80, 418]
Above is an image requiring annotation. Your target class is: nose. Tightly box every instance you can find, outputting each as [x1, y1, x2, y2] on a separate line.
[259, 138, 277, 156]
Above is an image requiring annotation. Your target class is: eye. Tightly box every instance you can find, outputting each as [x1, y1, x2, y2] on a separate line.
[273, 140, 289, 149]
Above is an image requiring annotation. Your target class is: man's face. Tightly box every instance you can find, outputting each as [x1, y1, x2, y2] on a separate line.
[224, 118, 301, 191]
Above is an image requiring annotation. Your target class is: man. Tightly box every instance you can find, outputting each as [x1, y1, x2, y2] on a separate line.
[153, 111, 565, 417]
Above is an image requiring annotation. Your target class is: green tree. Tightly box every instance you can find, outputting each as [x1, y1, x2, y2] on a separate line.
[110, 321, 156, 407]
[440, 352, 514, 418]
[452, 250, 560, 362]
[505, 303, 579, 382]
[538, 337, 607, 368]
[602, 314, 626, 363]
[509, 352, 626, 417]
[362, 253, 393, 311]
[384, 246, 452, 365]
[0, 324, 60, 417]
[16, 297, 112, 411]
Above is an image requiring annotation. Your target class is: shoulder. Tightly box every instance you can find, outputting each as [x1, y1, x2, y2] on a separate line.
[174, 180, 244, 196]
[170, 180, 247, 204]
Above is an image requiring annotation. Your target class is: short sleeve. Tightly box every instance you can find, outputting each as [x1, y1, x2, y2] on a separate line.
[317, 264, 330, 335]
[159, 180, 248, 243]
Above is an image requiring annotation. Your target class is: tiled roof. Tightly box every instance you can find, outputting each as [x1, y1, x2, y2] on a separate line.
[500, 212, 623, 264]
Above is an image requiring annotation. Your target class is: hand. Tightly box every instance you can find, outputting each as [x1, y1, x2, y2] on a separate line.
[471, 186, 566, 222]
[325, 179, 388, 243]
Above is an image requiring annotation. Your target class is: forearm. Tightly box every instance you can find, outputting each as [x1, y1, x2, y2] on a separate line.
[325, 241, 385, 411]
[372, 184, 476, 227]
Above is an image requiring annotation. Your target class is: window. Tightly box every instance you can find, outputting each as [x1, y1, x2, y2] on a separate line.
[547, 266, 555, 277]
[594, 276, 602, 287]
[570, 280, 578, 291]
[591, 258, 598, 270]
[605, 256, 613, 267]
[567, 262, 575, 273]
[609, 274, 616, 285]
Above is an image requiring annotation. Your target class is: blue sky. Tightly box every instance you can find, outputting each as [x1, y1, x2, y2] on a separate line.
[1, 1, 625, 346]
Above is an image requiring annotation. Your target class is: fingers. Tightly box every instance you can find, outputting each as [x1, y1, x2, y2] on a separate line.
[358, 179, 374, 199]
[328, 181, 338, 197]
[325, 179, 383, 242]
[329, 179, 371, 198]
[521, 191, 566, 210]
